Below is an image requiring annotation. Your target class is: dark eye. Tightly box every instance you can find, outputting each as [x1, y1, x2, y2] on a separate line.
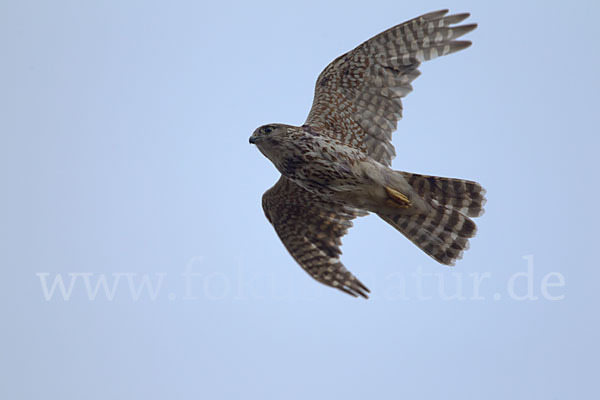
[262, 126, 273, 134]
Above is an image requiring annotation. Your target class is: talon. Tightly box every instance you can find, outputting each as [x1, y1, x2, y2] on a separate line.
[384, 186, 412, 208]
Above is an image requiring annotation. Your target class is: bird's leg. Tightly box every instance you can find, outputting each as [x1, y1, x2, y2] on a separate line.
[384, 186, 412, 208]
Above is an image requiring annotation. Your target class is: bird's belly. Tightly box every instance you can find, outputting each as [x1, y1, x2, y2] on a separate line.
[280, 155, 362, 197]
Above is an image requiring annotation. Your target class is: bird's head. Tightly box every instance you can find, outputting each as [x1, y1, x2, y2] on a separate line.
[249, 124, 291, 164]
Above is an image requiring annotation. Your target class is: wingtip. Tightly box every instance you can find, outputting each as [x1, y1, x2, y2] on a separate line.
[338, 283, 370, 299]
[462, 23, 478, 34]
[453, 40, 473, 51]
[452, 12, 471, 21]
[422, 9, 449, 19]
[356, 280, 370, 299]
[434, 11, 472, 26]
[354, 289, 370, 299]
[338, 286, 359, 298]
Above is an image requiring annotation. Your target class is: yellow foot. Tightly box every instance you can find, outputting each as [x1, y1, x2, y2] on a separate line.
[384, 186, 412, 208]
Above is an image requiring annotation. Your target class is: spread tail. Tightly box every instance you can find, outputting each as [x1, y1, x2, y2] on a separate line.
[378, 173, 486, 265]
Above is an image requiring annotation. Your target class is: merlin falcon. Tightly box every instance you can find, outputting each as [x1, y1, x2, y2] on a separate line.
[250, 10, 486, 298]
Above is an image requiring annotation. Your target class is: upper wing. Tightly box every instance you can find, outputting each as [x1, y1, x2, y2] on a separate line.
[305, 9, 476, 166]
[262, 176, 369, 298]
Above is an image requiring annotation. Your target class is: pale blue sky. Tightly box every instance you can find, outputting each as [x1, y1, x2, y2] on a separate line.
[1, 0, 599, 399]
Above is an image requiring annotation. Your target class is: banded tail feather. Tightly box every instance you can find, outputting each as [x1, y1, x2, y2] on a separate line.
[401, 173, 486, 217]
[379, 173, 486, 265]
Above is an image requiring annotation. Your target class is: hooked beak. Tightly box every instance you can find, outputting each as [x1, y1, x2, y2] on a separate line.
[249, 136, 257, 144]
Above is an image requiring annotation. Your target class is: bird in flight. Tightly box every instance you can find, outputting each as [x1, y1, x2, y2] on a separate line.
[250, 10, 486, 298]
